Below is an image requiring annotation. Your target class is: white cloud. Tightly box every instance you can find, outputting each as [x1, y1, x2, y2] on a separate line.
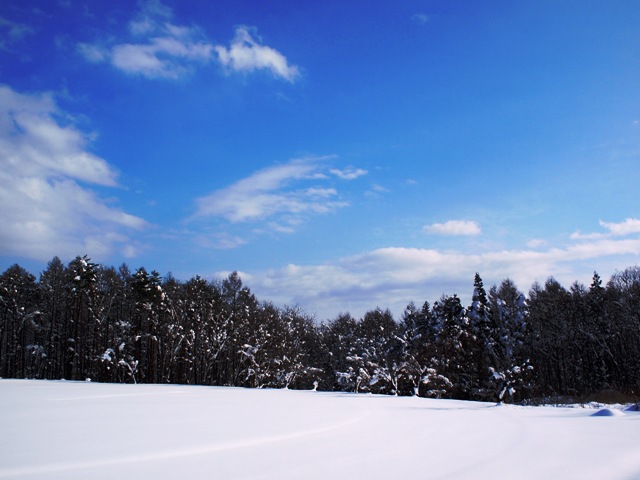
[0, 85, 148, 261]
[241, 230, 640, 321]
[78, 2, 299, 82]
[77, 43, 108, 63]
[79, 8, 215, 80]
[600, 218, 640, 236]
[193, 157, 352, 228]
[570, 231, 605, 241]
[364, 183, 390, 198]
[129, 0, 172, 35]
[215, 26, 300, 82]
[571, 218, 640, 240]
[526, 238, 547, 248]
[110, 43, 169, 77]
[370, 184, 389, 193]
[268, 222, 297, 234]
[305, 187, 338, 198]
[195, 232, 247, 250]
[329, 167, 368, 180]
[423, 220, 481, 236]
[109, 35, 214, 79]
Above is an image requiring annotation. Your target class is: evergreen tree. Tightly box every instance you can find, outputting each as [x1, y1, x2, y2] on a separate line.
[489, 279, 530, 402]
[38, 257, 67, 379]
[271, 306, 321, 390]
[4, 255, 640, 401]
[93, 265, 128, 383]
[127, 267, 165, 383]
[467, 273, 495, 400]
[65, 255, 100, 380]
[585, 272, 613, 391]
[220, 272, 259, 386]
[358, 308, 401, 395]
[0, 264, 41, 378]
[429, 295, 472, 398]
[323, 313, 360, 392]
[527, 278, 573, 398]
[397, 301, 435, 396]
[606, 267, 640, 393]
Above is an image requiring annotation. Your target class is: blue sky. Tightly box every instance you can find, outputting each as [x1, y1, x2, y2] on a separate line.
[1, 0, 639, 320]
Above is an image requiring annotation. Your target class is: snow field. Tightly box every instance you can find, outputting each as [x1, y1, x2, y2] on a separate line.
[1, 380, 639, 479]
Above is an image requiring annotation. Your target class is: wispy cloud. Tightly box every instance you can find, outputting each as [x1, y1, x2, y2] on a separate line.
[76, 43, 107, 63]
[128, 0, 172, 35]
[240, 223, 640, 320]
[0, 85, 148, 261]
[215, 26, 300, 82]
[0, 16, 34, 49]
[412, 13, 430, 26]
[370, 184, 389, 193]
[600, 218, 640, 236]
[526, 238, 548, 248]
[571, 218, 640, 240]
[110, 37, 213, 79]
[423, 220, 481, 236]
[329, 167, 368, 180]
[192, 156, 362, 233]
[77, 1, 299, 82]
[77, 2, 213, 79]
[364, 183, 390, 198]
[195, 232, 247, 250]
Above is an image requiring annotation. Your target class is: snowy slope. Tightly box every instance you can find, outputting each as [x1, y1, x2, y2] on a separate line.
[1, 380, 639, 480]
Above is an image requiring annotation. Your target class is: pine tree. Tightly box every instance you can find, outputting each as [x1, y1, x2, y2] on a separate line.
[467, 273, 496, 400]
[0, 264, 40, 378]
[358, 308, 401, 395]
[128, 267, 165, 383]
[489, 279, 530, 402]
[527, 278, 572, 398]
[429, 295, 472, 398]
[397, 301, 436, 396]
[323, 313, 360, 392]
[38, 257, 67, 379]
[66, 255, 100, 380]
[586, 272, 612, 391]
[606, 267, 640, 394]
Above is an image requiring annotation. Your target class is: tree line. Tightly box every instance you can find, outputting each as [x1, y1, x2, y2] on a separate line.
[1, 255, 639, 403]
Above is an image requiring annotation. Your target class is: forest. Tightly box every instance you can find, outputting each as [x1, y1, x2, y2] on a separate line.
[1, 255, 639, 403]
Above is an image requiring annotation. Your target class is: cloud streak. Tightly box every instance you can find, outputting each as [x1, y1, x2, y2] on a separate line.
[237, 221, 640, 321]
[412, 13, 431, 26]
[0, 16, 34, 50]
[600, 218, 640, 236]
[215, 26, 300, 82]
[109, 36, 214, 79]
[571, 218, 640, 240]
[329, 167, 368, 180]
[78, 2, 299, 82]
[78, 6, 214, 80]
[0, 85, 148, 261]
[423, 220, 481, 236]
[193, 157, 355, 230]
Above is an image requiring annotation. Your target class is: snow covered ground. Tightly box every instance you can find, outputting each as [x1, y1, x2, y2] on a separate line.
[1, 380, 639, 480]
